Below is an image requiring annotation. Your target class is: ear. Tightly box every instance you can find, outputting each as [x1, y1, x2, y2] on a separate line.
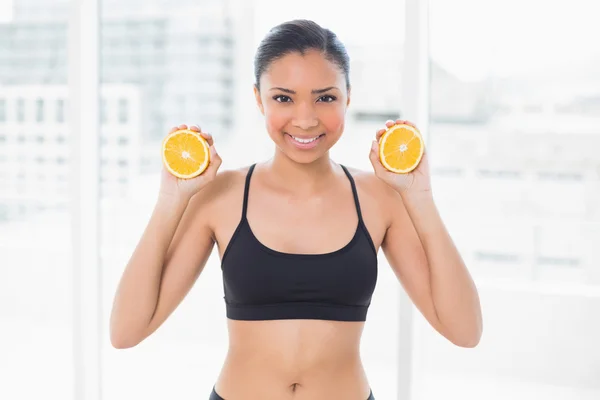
[254, 84, 264, 115]
[345, 86, 351, 109]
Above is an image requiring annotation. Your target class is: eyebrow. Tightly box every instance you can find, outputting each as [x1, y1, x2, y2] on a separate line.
[269, 86, 338, 94]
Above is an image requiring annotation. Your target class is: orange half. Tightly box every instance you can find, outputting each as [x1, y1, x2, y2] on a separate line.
[162, 129, 210, 179]
[378, 124, 424, 174]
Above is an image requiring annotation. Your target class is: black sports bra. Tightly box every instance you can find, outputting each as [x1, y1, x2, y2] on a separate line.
[220, 164, 378, 322]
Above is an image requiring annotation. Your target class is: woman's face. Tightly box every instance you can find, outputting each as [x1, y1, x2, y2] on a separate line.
[254, 50, 350, 164]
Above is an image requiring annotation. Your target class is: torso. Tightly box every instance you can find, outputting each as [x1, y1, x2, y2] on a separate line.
[203, 162, 392, 399]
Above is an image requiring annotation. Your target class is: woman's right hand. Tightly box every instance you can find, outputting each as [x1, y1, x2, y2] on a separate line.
[159, 124, 222, 202]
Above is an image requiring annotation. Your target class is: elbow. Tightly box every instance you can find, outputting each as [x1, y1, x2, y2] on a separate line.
[109, 323, 144, 350]
[110, 330, 140, 349]
[453, 334, 481, 348]
[452, 325, 483, 348]
[110, 335, 138, 350]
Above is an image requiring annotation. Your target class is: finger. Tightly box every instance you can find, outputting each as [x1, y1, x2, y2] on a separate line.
[178, 124, 188, 130]
[375, 128, 386, 141]
[189, 125, 201, 132]
[396, 119, 405, 125]
[385, 119, 395, 128]
[205, 145, 222, 178]
[198, 131, 213, 146]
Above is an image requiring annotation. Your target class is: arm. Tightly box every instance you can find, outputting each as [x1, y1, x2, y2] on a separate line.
[382, 189, 483, 347]
[109, 190, 215, 349]
[109, 123, 222, 349]
[370, 119, 482, 348]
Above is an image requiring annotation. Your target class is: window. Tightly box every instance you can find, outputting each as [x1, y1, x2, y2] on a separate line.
[16, 98, 25, 122]
[477, 169, 522, 179]
[3, 2, 596, 400]
[0, 9, 74, 400]
[420, 1, 600, 399]
[117, 98, 128, 123]
[538, 171, 583, 181]
[35, 98, 44, 122]
[474, 251, 521, 263]
[0, 99, 6, 121]
[537, 257, 580, 267]
[56, 99, 65, 123]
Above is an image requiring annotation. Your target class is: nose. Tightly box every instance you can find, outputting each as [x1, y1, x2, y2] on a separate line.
[291, 102, 318, 130]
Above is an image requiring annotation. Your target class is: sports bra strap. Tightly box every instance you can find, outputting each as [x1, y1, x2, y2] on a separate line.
[340, 165, 364, 222]
[241, 163, 256, 219]
[243, 163, 363, 222]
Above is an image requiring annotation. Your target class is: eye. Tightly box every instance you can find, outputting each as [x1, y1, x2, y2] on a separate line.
[273, 95, 292, 103]
[317, 95, 337, 103]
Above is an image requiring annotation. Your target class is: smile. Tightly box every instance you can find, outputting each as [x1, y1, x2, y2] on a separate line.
[290, 134, 323, 144]
[284, 133, 325, 150]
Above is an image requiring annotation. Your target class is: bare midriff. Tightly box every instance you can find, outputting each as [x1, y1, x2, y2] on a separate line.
[214, 319, 371, 400]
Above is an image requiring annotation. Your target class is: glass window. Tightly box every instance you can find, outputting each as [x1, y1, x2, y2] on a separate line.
[35, 98, 44, 122]
[56, 98, 65, 123]
[0, 99, 6, 121]
[0, 4, 74, 399]
[117, 98, 128, 124]
[16, 98, 25, 122]
[417, 1, 600, 399]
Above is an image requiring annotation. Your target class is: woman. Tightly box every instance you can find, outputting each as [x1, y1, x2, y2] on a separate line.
[110, 19, 483, 400]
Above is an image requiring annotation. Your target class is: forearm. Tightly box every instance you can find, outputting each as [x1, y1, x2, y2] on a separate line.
[109, 194, 190, 347]
[402, 192, 483, 347]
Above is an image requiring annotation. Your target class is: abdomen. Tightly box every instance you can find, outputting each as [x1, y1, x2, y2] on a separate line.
[215, 319, 372, 400]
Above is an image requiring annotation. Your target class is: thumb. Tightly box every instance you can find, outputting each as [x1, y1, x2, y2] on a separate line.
[209, 145, 222, 167]
[369, 140, 384, 174]
[203, 145, 222, 179]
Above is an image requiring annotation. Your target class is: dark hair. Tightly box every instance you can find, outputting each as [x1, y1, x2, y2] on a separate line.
[254, 19, 350, 91]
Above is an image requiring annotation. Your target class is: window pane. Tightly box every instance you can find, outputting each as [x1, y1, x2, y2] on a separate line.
[0, 99, 6, 121]
[36, 98, 44, 122]
[101, 1, 405, 399]
[419, 1, 600, 399]
[0, 2, 74, 399]
[56, 98, 65, 123]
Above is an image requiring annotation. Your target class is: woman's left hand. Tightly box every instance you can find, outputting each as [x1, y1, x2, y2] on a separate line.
[369, 119, 432, 196]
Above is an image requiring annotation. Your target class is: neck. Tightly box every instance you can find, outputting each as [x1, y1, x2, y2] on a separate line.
[266, 148, 337, 193]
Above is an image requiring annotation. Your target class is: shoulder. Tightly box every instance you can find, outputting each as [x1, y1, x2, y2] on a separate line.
[186, 165, 251, 217]
[340, 164, 405, 230]
[341, 164, 401, 204]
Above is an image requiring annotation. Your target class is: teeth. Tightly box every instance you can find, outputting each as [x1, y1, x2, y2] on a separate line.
[291, 135, 320, 144]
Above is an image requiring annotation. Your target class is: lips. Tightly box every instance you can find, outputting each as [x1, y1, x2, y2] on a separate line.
[284, 132, 325, 150]
[290, 134, 322, 144]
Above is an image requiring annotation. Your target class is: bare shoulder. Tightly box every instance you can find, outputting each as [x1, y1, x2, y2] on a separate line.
[188, 166, 250, 213]
[338, 165, 400, 245]
[184, 166, 252, 237]
[341, 165, 400, 204]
